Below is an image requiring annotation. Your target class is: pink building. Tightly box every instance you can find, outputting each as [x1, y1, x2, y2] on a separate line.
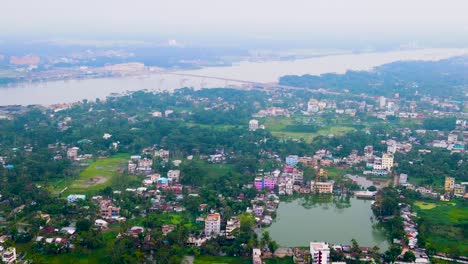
[254, 177, 275, 191]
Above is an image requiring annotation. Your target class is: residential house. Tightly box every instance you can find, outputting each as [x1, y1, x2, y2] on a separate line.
[167, 170, 180, 183]
[205, 213, 221, 237]
[310, 242, 330, 264]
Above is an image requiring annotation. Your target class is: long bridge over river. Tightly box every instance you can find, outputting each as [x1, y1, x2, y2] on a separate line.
[165, 72, 342, 95]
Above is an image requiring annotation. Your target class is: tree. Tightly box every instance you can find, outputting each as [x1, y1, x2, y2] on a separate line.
[383, 244, 402, 263]
[402, 251, 416, 262]
[76, 218, 92, 232]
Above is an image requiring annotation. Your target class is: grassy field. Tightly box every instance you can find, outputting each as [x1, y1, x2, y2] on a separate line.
[49, 154, 130, 195]
[414, 199, 468, 255]
[414, 201, 437, 210]
[262, 116, 355, 143]
[194, 256, 251, 264]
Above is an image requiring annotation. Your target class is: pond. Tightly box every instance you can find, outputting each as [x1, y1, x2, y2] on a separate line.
[263, 195, 389, 250]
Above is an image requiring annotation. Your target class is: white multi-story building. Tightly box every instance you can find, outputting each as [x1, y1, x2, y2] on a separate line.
[310, 242, 330, 264]
[249, 119, 259, 131]
[379, 96, 386, 108]
[308, 99, 320, 113]
[382, 153, 394, 171]
[364, 145, 374, 157]
[387, 140, 397, 154]
[448, 133, 458, 143]
[205, 213, 221, 236]
[167, 170, 180, 182]
[67, 147, 79, 160]
[253, 248, 262, 264]
[399, 173, 408, 185]
[1, 247, 16, 264]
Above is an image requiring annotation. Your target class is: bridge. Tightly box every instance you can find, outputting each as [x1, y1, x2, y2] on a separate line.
[165, 72, 342, 95]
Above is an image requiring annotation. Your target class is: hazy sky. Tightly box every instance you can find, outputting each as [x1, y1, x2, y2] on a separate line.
[2, 0, 468, 46]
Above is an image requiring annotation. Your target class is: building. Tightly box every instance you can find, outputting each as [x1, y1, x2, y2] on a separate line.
[1, 247, 16, 264]
[399, 174, 408, 185]
[254, 177, 275, 191]
[285, 155, 299, 166]
[167, 170, 180, 182]
[454, 184, 466, 197]
[308, 99, 320, 113]
[225, 217, 241, 238]
[387, 140, 397, 154]
[67, 147, 79, 160]
[253, 248, 262, 264]
[382, 153, 394, 171]
[379, 96, 386, 108]
[155, 149, 170, 162]
[95, 219, 109, 228]
[363, 145, 373, 157]
[311, 181, 334, 194]
[205, 213, 221, 236]
[99, 200, 121, 219]
[249, 119, 259, 131]
[445, 177, 455, 192]
[448, 133, 458, 143]
[67, 194, 86, 203]
[310, 242, 330, 264]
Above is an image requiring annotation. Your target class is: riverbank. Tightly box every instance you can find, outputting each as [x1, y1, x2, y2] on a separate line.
[1, 48, 467, 106]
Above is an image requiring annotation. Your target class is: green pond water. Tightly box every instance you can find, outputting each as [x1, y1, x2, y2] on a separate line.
[264, 195, 389, 250]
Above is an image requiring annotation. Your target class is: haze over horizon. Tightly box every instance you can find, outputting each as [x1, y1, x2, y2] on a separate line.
[2, 0, 468, 49]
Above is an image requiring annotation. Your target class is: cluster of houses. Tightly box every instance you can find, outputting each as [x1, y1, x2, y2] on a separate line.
[247, 193, 279, 226]
[400, 176, 467, 201]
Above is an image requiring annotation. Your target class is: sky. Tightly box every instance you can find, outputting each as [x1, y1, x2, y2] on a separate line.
[2, 0, 468, 47]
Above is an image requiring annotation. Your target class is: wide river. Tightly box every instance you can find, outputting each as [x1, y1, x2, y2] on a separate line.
[0, 48, 467, 106]
[264, 196, 389, 250]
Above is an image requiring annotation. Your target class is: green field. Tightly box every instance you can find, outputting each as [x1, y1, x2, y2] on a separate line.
[194, 256, 251, 264]
[49, 154, 130, 194]
[414, 199, 468, 255]
[262, 116, 355, 143]
[414, 201, 437, 210]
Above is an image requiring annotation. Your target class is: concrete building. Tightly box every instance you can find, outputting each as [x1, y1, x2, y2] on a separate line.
[254, 177, 275, 191]
[155, 149, 170, 162]
[253, 248, 262, 264]
[205, 213, 221, 236]
[67, 194, 86, 203]
[311, 181, 334, 194]
[308, 99, 320, 113]
[167, 170, 180, 182]
[363, 145, 373, 157]
[249, 119, 259, 131]
[310, 242, 330, 264]
[1, 247, 16, 264]
[67, 147, 79, 160]
[448, 133, 458, 143]
[285, 155, 299, 166]
[454, 184, 466, 197]
[387, 140, 397, 154]
[444, 177, 455, 192]
[382, 153, 394, 171]
[399, 174, 408, 185]
[225, 217, 240, 238]
[379, 96, 386, 108]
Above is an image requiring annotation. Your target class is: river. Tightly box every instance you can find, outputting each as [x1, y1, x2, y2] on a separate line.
[264, 195, 389, 250]
[0, 48, 467, 106]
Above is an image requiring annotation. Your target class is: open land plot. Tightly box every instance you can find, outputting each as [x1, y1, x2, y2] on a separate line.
[49, 154, 129, 194]
[414, 201, 438, 210]
[414, 199, 468, 255]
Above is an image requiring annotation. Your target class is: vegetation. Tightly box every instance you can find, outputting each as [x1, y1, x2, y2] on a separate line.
[415, 199, 468, 256]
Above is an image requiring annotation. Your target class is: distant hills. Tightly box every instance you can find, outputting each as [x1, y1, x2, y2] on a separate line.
[279, 56, 468, 98]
